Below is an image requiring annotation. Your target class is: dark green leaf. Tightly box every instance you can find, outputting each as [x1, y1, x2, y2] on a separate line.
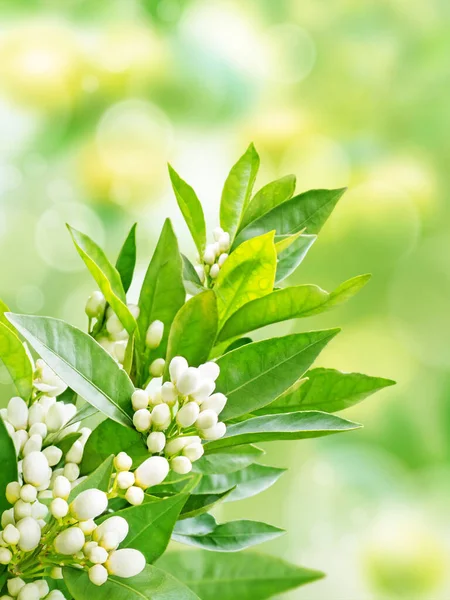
[239, 174, 296, 231]
[275, 233, 316, 283]
[69, 455, 114, 501]
[0, 418, 18, 515]
[182, 255, 204, 296]
[180, 489, 233, 519]
[193, 445, 264, 475]
[116, 223, 137, 293]
[0, 322, 33, 400]
[173, 514, 216, 536]
[57, 388, 77, 404]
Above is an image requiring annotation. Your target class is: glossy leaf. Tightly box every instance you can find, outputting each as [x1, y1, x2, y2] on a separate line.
[164, 290, 218, 376]
[169, 164, 206, 254]
[8, 314, 134, 429]
[69, 455, 114, 501]
[0, 321, 33, 400]
[207, 410, 362, 450]
[217, 330, 340, 421]
[173, 516, 284, 552]
[220, 143, 260, 242]
[193, 444, 264, 475]
[64, 564, 200, 600]
[195, 463, 286, 502]
[0, 418, 19, 515]
[116, 223, 137, 293]
[214, 232, 277, 327]
[257, 367, 396, 414]
[158, 551, 323, 600]
[180, 489, 233, 519]
[182, 254, 204, 296]
[67, 225, 137, 335]
[275, 233, 316, 283]
[239, 174, 296, 231]
[137, 219, 185, 386]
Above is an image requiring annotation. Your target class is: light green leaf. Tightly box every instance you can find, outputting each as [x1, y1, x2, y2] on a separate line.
[0, 299, 17, 334]
[69, 455, 114, 501]
[220, 143, 260, 242]
[206, 410, 362, 450]
[173, 516, 284, 552]
[182, 255, 204, 296]
[257, 367, 396, 415]
[164, 291, 218, 377]
[194, 464, 286, 502]
[214, 232, 277, 328]
[116, 223, 137, 293]
[7, 314, 134, 429]
[180, 489, 234, 519]
[234, 187, 346, 247]
[239, 174, 296, 231]
[64, 564, 200, 600]
[67, 225, 137, 336]
[193, 444, 264, 475]
[0, 418, 19, 515]
[217, 330, 340, 421]
[169, 164, 206, 254]
[275, 233, 316, 283]
[137, 219, 185, 387]
[158, 551, 323, 600]
[0, 321, 33, 400]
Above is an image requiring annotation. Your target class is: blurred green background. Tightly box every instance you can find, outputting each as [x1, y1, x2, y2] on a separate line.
[0, 1, 448, 598]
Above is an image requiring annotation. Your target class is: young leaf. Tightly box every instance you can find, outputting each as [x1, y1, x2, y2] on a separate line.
[194, 463, 286, 502]
[275, 233, 316, 283]
[69, 455, 114, 501]
[180, 488, 234, 519]
[116, 223, 137, 293]
[239, 174, 296, 231]
[137, 219, 185, 386]
[173, 517, 284, 552]
[158, 551, 323, 600]
[7, 314, 134, 429]
[169, 164, 207, 254]
[0, 418, 19, 515]
[67, 225, 137, 336]
[234, 187, 346, 247]
[64, 564, 200, 600]
[214, 232, 277, 327]
[220, 143, 260, 242]
[0, 322, 33, 401]
[193, 444, 264, 475]
[217, 330, 340, 421]
[206, 410, 362, 450]
[256, 367, 396, 414]
[164, 290, 218, 376]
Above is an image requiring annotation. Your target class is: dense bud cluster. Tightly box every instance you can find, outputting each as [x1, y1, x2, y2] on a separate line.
[196, 227, 230, 283]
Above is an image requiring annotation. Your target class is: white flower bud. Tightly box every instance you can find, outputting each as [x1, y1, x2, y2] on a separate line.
[53, 476, 71, 500]
[50, 567, 63, 580]
[201, 392, 227, 414]
[89, 545, 109, 564]
[99, 531, 119, 551]
[147, 431, 165, 453]
[6, 482, 21, 504]
[8, 577, 25, 597]
[117, 471, 135, 490]
[106, 549, 146, 578]
[3, 524, 20, 546]
[35, 580, 49, 598]
[23, 434, 43, 456]
[145, 320, 164, 349]
[176, 367, 201, 396]
[213, 226, 225, 241]
[4, 420, 15, 437]
[94, 516, 129, 545]
[16, 517, 41, 551]
[200, 421, 227, 440]
[28, 403, 45, 427]
[147, 386, 163, 406]
[125, 486, 144, 506]
[79, 520, 97, 535]
[17, 582, 40, 600]
[20, 485, 37, 503]
[47, 591, 66, 600]
[89, 564, 108, 586]
[106, 314, 125, 337]
[195, 265, 205, 284]
[85, 291, 106, 319]
[98, 337, 116, 355]
[196, 409, 218, 430]
[14, 500, 32, 521]
[191, 379, 216, 403]
[13, 430, 28, 455]
[218, 232, 230, 252]
[51, 498, 69, 519]
[133, 409, 151, 433]
[45, 404, 67, 433]
[0, 547, 12, 565]
[209, 264, 220, 279]
[43, 446, 63, 467]
[218, 253, 228, 266]
[31, 501, 48, 520]
[70, 489, 108, 521]
[7, 397, 28, 430]
[2, 509, 15, 529]
[66, 441, 84, 464]
[131, 389, 149, 411]
[183, 442, 204, 462]
[161, 382, 177, 405]
[135, 456, 169, 489]
[150, 403, 171, 430]
[54, 526, 85, 555]
[169, 356, 188, 383]
[114, 452, 133, 472]
[165, 436, 201, 456]
[203, 244, 216, 265]
[176, 402, 200, 428]
[79, 427, 92, 443]
[114, 340, 127, 364]
[149, 358, 165, 377]
[63, 463, 80, 482]
[171, 456, 192, 475]
[198, 361, 220, 382]
[29, 423, 47, 439]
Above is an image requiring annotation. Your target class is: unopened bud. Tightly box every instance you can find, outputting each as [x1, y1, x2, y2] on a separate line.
[218, 232, 230, 252]
[169, 356, 188, 383]
[7, 577, 25, 597]
[43, 445, 63, 467]
[161, 382, 177, 405]
[198, 361, 220, 382]
[117, 471, 135, 490]
[218, 253, 228, 266]
[16, 518, 41, 552]
[51, 498, 69, 519]
[133, 409, 151, 433]
[63, 463, 80, 482]
[145, 320, 164, 349]
[176, 402, 200, 428]
[114, 452, 133, 472]
[89, 545, 109, 564]
[66, 441, 84, 464]
[94, 516, 129, 545]
[149, 358, 165, 377]
[54, 527, 85, 555]
[106, 549, 146, 578]
[195, 265, 205, 284]
[165, 436, 201, 456]
[196, 409, 218, 430]
[20, 485, 37, 503]
[171, 456, 192, 475]
[2, 525, 20, 546]
[53, 476, 71, 500]
[135, 456, 169, 489]
[183, 442, 204, 462]
[150, 403, 171, 430]
[85, 291, 106, 319]
[131, 390, 149, 411]
[89, 564, 108, 586]
[210, 264, 220, 279]
[203, 245, 216, 265]
[200, 421, 227, 440]
[125, 486, 144, 506]
[70, 489, 108, 521]
[191, 379, 216, 403]
[6, 482, 21, 505]
[7, 397, 28, 430]
[22, 452, 49, 487]
[147, 431, 165, 454]
[79, 520, 97, 535]
[177, 367, 200, 396]
[0, 547, 12, 565]
[201, 392, 227, 414]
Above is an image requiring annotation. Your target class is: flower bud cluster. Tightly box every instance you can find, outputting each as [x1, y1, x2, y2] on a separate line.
[3, 576, 64, 599]
[196, 227, 230, 283]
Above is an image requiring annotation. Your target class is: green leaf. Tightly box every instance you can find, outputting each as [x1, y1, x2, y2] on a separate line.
[182, 255, 204, 296]
[0, 299, 17, 334]
[107, 494, 187, 563]
[220, 143, 260, 242]
[206, 410, 362, 450]
[257, 367, 396, 414]
[234, 187, 346, 247]
[116, 223, 137, 293]
[7, 314, 134, 429]
[137, 219, 185, 386]
[193, 444, 264, 475]
[173, 516, 284, 552]
[81, 418, 147, 475]
[158, 551, 323, 600]
[239, 174, 296, 231]
[67, 225, 137, 336]
[65, 402, 98, 429]
[214, 232, 277, 328]
[275, 233, 316, 283]
[217, 330, 340, 421]
[169, 164, 207, 254]
[64, 564, 200, 600]
[180, 489, 233, 519]
[69, 455, 114, 501]
[194, 464, 285, 502]
[164, 291, 218, 376]
[0, 322, 33, 400]
[0, 418, 19, 515]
